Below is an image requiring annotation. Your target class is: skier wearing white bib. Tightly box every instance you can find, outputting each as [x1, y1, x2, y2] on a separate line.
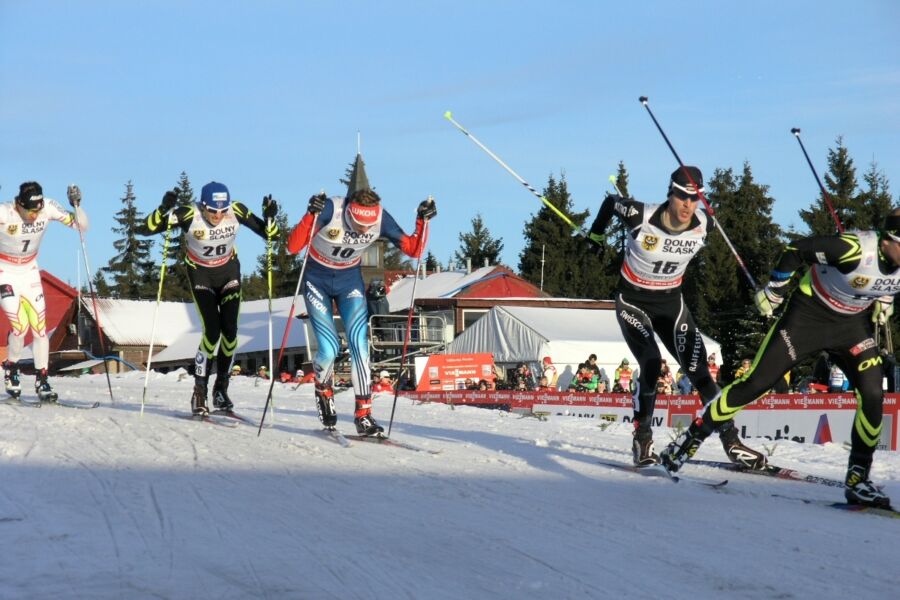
[587, 167, 764, 469]
[1, 182, 89, 402]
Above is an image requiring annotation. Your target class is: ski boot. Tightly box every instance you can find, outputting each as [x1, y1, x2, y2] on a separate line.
[315, 382, 337, 428]
[212, 376, 234, 412]
[660, 418, 713, 473]
[632, 426, 659, 466]
[191, 379, 209, 418]
[35, 369, 58, 402]
[844, 463, 892, 508]
[353, 395, 383, 436]
[3, 360, 21, 399]
[718, 420, 767, 470]
[354, 414, 384, 436]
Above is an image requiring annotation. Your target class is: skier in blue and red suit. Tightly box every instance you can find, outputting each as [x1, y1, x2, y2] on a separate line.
[287, 154, 436, 435]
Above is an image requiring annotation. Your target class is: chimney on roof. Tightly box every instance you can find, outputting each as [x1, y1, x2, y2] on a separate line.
[484, 257, 489, 267]
[466, 258, 472, 274]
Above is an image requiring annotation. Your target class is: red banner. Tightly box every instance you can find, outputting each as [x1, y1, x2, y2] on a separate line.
[415, 353, 496, 391]
[399, 391, 900, 450]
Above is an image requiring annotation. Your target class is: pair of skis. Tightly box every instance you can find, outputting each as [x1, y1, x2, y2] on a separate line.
[598, 456, 899, 518]
[3, 391, 99, 410]
[692, 459, 900, 519]
[597, 459, 728, 489]
[178, 410, 254, 428]
[321, 427, 440, 454]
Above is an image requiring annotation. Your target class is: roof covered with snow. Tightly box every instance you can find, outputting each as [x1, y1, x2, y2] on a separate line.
[386, 265, 544, 312]
[83, 296, 310, 362]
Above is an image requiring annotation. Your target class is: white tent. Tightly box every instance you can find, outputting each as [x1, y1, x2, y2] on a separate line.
[445, 305, 722, 389]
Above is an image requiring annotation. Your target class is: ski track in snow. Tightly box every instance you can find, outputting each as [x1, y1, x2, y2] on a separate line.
[0, 371, 898, 599]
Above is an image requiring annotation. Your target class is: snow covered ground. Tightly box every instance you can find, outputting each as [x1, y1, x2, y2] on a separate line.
[1, 370, 898, 600]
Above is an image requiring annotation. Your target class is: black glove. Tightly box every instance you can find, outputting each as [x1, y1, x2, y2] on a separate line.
[66, 184, 82, 207]
[417, 197, 437, 220]
[308, 193, 327, 214]
[262, 194, 278, 220]
[160, 189, 179, 212]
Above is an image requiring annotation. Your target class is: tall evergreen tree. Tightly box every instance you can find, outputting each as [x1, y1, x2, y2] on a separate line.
[425, 250, 439, 272]
[90, 272, 111, 297]
[856, 160, 894, 231]
[518, 174, 616, 297]
[101, 181, 157, 298]
[798, 137, 858, 235]
[685, 163, 783, 376]
[455, 213, 504, 269]
[160, 172, 195, 301]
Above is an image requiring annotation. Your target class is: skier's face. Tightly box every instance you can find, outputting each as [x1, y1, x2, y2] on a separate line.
[15, 204, 41, 223]
[666, 190, 700, 227]
[202, 206, 227, 226]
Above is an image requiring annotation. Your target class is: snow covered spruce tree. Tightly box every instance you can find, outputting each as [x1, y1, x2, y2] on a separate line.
[683, 163, 782, 379]
[101, 181, 157, 299]
[455, 213, 503, 269]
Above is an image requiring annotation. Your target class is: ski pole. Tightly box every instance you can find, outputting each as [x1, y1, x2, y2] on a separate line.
[140, 223, 172, 416]
[266, 213, 277, 421]
[387, 213, 431, 437]
[257, 219, 316, 436]
[790, 128, 845, 234]
[444, 111, 588, 237]
[69, 186, 115, 403]
[608, 175, 626, 197]
[637, 96, 758, 289]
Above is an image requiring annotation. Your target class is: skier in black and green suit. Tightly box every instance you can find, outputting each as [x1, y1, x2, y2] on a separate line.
[662, 210, 900, 509]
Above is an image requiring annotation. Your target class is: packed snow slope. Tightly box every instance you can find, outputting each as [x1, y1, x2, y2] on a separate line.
[1, 370, 898, 600]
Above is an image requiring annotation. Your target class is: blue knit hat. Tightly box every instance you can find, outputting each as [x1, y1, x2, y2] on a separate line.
[200, 181, 230, 211]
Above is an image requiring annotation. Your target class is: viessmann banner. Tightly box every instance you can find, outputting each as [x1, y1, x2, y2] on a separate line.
[399, 391, 900, 451]
[413, 353, 495, 391]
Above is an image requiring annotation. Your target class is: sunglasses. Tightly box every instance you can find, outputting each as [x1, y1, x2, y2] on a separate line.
[672, 189, 700, 202]
[204, 206, 228, 215]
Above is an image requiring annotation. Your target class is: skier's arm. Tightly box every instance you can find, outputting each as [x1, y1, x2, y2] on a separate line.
[233, 201, 278, 240]
[588, 195, 642, 245]
[136, 190, 191, 236]
[380, 199, 436, 258]
[381, 212, 427, 258]
[287, 195, 332, 254]
[46, 198, 89, 232]
[771, 234, 862, 283]
[755, 234, 861, 316]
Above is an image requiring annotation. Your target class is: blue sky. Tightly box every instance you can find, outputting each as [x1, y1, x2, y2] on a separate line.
[2, 0, 899, 287]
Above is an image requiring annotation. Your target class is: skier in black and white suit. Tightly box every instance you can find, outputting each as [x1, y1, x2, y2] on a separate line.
[138, 181, 278, 417]
[587, 166, 764, 468]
